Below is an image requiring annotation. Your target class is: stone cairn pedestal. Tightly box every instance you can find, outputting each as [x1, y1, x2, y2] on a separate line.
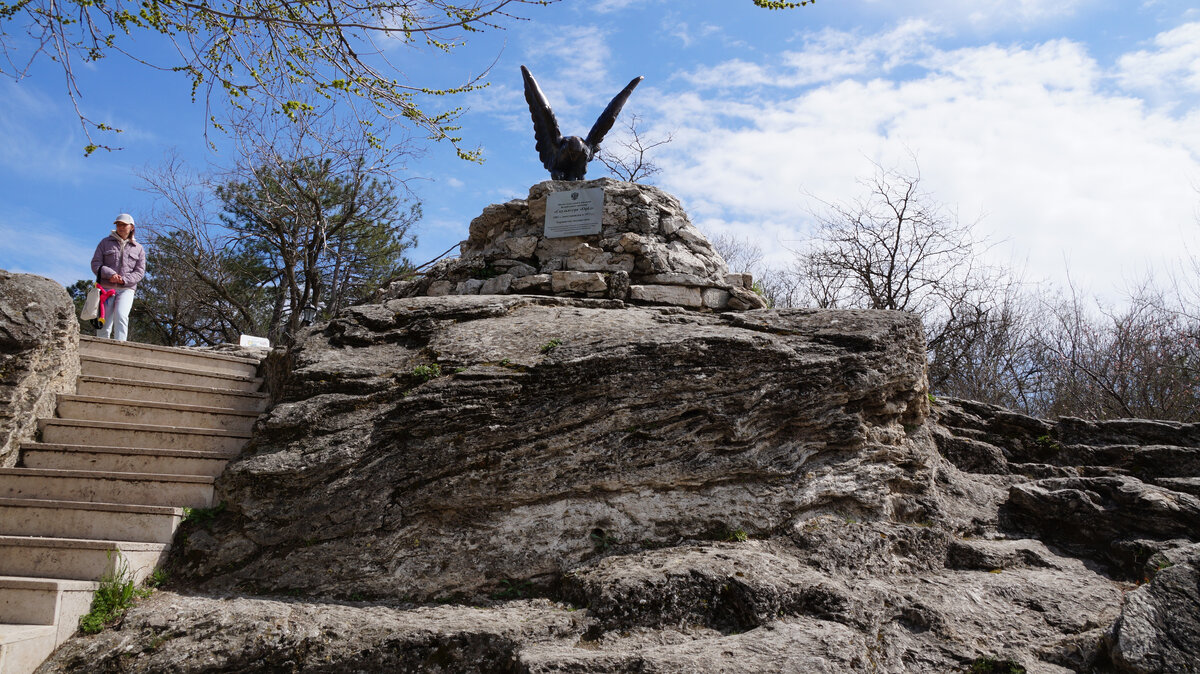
[382, 178, 767, 311]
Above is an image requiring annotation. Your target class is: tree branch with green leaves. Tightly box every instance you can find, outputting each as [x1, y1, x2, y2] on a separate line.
[1, 0, 554, 155]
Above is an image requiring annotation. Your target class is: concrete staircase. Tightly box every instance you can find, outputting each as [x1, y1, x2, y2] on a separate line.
[0, 336, 265, 674]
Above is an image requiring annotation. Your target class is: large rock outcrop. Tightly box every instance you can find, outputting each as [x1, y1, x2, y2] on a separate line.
[1108, 542, 1200, 673]
[933, 397, 1200, 580]
[30, 200, 1200, 671]
[38, 294, 1200, 672]
[171, 296, 930, 599]
[0, 269, 79, 466]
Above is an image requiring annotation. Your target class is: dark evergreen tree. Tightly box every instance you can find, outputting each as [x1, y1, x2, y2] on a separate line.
[214, 157, 418, 343]
[137, 157, 417, 346]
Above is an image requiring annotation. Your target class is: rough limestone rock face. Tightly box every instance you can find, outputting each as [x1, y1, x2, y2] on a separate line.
[1108, 543, 1200, 673]
[39, 304, 1200, 672]
[380, 179, 767, 311]
[934, 397, 1200, 580]
[0, 269, 79, 467]
[171, 296, 930, 599]
[38, 591, 583, 673]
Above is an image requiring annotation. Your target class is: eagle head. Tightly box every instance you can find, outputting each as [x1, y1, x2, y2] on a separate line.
[561, 136, 592, 161]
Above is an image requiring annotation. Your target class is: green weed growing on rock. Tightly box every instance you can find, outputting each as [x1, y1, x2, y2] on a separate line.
[1141, 554, 1176, 584]
[411, 364, 443, 382]
[144, 632, 170, 652]
[590, 528, 617, 552]
[79, 556, 152, 634]
[724, 527, 749, 542]
[540, 338, 563, 354]
[491, 579, 534, 600]
[968, 657, 1026, 673]
[146, 568, 169, 589]
[182, 502, 225, 527]
[1034, 434, 1061, 451]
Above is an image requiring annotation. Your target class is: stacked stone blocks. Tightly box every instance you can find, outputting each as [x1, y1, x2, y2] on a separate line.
[387, 179, 766, 311]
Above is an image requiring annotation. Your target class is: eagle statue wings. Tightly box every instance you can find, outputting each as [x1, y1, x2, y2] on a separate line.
[521, 65, 644, 181]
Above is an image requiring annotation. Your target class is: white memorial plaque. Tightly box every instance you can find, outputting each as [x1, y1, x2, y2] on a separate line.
[239, 334, 271, 348]
[545, 187, 604, 238]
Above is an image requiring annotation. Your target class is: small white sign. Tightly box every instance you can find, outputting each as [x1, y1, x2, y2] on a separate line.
[239, 334, 271, 349]
[545, 187, 604, 238]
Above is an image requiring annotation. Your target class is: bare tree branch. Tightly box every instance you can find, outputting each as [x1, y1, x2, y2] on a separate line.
[597, 114, 673, 183]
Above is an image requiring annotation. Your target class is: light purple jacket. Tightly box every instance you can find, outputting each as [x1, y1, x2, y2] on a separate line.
[91, 233, 146, 291]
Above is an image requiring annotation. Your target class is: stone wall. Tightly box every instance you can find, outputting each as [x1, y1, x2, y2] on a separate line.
[380, 179, 767, 311]
[0, 270, 79, 466]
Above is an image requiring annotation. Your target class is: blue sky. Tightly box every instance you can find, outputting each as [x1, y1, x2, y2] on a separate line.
[2, 0, 1199, 302]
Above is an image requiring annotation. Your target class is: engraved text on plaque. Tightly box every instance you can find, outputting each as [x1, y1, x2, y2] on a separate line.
[545, 187, 604, 238]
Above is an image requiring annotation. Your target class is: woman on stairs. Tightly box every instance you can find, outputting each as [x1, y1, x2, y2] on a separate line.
[90, 213, 146, 341]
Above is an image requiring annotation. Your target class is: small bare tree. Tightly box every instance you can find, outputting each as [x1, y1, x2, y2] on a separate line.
[708, 232, 802, 308]
[790, 258, 848, 309]
[781, 162, 1200, 420]
[796, 161, 1008, 352]
[929, 283, 1042, 410]
[597, 115, 673, 183]
[1026, 280, 1200, 421]
[798, 162, 989, 309]
[710, 233, 764, 275]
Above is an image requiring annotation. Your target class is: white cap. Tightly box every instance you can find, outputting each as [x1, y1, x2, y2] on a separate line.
[114, 213, 136, 227]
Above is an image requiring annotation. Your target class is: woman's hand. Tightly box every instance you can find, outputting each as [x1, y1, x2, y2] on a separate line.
[109, 273, 124, 285]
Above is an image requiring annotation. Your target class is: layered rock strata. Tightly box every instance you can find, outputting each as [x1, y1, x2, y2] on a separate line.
[380, 179, 767, 311]
[933, 397, 1200, 580]
[170, 296, 930, 599]
[36, 299, 1200, 672]
[0, 269, 79, 467]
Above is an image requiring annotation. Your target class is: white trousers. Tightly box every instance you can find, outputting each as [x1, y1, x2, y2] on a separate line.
[96, 288, 135, 341]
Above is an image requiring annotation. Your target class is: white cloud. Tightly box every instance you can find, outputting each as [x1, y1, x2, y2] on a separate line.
[0, 213, 96, 286]
[680, 59, 775, 90]
[862, 0, 1089, 29]
[465, 82, 527, 135]
[650, 23, 1200, 301]
[0, 79, 157, 183]
[966, 0, 1086, 24]
[680, 20, 939, 89]
[528, 25, 612, 94]
[592, 0, 647, 13]
[667, 21, 722, 48]
[1116, 21, 1200, 96]
[0, 81, 88, 181]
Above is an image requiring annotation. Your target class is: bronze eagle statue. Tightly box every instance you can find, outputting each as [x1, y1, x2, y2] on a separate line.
[521, 65, 644, 181]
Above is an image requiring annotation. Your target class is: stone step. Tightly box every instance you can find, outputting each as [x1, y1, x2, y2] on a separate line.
[0, 624, 57, 674]
[0, 577, 97, 649]
[19, 443, 235, 478]
[0, 536, 167, 584]
[79, 336, 260, 378]
[39, 418, 251, 453]
[0, 498, 183, 544]
[0, 338, 264, 674]
[55, 395, 259, 434]
[79, 354, 262, 392]
[0, 468, 214, 509]
[75, 375, 269, 412]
